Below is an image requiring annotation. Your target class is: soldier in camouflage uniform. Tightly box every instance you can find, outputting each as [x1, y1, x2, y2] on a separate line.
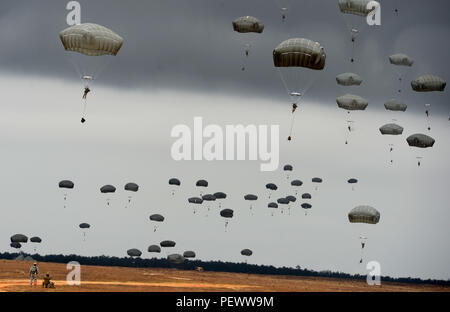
[30, 262, 38, 286]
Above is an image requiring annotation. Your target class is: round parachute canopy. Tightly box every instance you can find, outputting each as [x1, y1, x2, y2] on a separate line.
[277, 198, 289, 204]
[30, 237, 42, 243]
[232, 16, 264, 33]
[79, 223, 90, 229]
[160, 240, 176, 248]
[283, 165, 293, 171]
[10, 234, 28, 243]
[168, 254, 185, 264]
[124, 182, 139, 192]
[312, 177, 323, 183]
[301, 203, 312, 209]
[196, 180, 208, 187]
[169, 178, 181, 186]
[411, 75, 446, 92]
[337, 94, 368, 111]
[389, 53, 414, 67]
[220, 209, 234, 218]
[60, 23, 123, 56]
[302, 193, 312, 199]
[380, 124, 404, 135]
[384, 99, 407, 112]
[10, 242, 21, 249]
[244, 194, 258, 201]
[183, 251, 196, 258]
[202, 194, 216, 201]
[127, 248, 142, 258]
[291, 180, 303, 187]
[241, 249, 253, 256]
[268, 202, 278, 209]
[188, 197, 203, 204]
[348, 178, 358, 184]
[213, 192, 227, 199]
[273, 38, 326, 70]
[266, 183, 278, 191]
[338, 0, 377, 17]
[59, 180, 74, 189]
[150, 214, 165, 222]
[406, 134, 435, 148]
[286, 195, 297, 202]
[336, 73, 362, 86]
[148, 245, 161, 253]
[348, 205, 380, 224]
[100, 185, 116, 193]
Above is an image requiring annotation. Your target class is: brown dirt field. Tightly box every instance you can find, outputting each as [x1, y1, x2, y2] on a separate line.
[0, 259, 448, 292]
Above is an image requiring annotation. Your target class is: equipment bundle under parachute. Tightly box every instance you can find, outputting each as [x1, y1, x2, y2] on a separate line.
[273, 38, 326, 141]
[59, 23, 123, 123]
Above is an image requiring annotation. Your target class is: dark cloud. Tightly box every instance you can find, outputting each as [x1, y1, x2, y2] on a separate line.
[0, 0, 449, 110]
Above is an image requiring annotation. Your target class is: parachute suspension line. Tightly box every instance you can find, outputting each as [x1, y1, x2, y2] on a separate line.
[288, 111, 297, 141]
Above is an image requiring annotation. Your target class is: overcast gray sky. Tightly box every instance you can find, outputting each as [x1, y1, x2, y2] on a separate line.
[0, 0, 449, 280]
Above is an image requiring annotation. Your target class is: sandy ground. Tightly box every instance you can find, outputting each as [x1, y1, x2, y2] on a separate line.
[0, 259, 448, 292]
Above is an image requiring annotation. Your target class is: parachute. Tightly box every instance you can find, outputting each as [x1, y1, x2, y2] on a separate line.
[337, 94, 368, 144]
[160, 240, 176, 248]
[79, 223, 90, 241]
[214, 192, 227, 208]
[10, 234, 28, 243]
[390, 53, 413, 93]
[168, 254, 185, 264]
[183, 251, 196, 258]
[268, 202, 278, 209]
[30, 237, 42, 243]
[277, 197, 289, 214]
[338, 0, 379, 63]
[232, 16, 264, 71]
[407, 134, 435, 148]
[127, 248, 142, 258]
[336, 73, 363, 86]
[265, 183, 278, 198]
[348, 178, 358, 190]
[283, 164, 293, 179]
[348, 205, 380, 224]
[169, 178, 181, 195]
[290, 179, 303, 195]
[202, 194, 216, 215]
[244, 194, 258, 213]
[124, 182, 139, 208]
[188, 197, 203, 214]
[286, 195, 296, 202]
[274, 0, 292, 22]
[196, 180, 208, 196]
[273, 38, 326, 141]
[384, 99, 407, 112]
[149, 214, 165, 232]
[59, 180, 74, 208]
[301, 203, 312, 215]
[379, 123, 404, 135]
[407, 134, 435, 167]
[100, 185, 116, 206]
[348, 205, 380, 263]
[220, 208, 234, 229]
[148, 245, 161, 253]
[302, 193, 312, 199]
[59, 23, 124, 123]
[241, 249, 253, 256]
[337, 94, 368, 111]
[312, 177, 323, 190]
[10, 242, 21, 249]
[411, 75, 446, 92]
